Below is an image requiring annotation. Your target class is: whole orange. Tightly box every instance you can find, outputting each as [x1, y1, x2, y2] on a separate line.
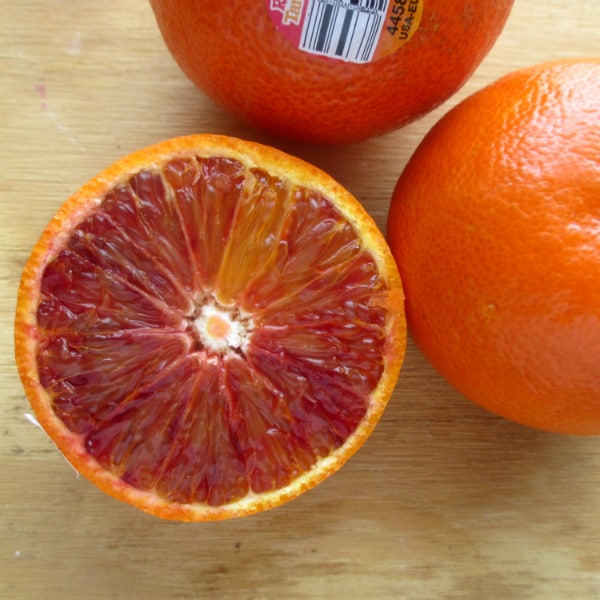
[148, 0, 513, 144]
[387, 58, 600, 435]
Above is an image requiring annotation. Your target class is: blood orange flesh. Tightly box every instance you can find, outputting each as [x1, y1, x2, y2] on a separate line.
[15, 135, 406, 520]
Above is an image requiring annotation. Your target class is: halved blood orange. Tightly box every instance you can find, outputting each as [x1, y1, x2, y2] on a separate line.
[15, 134, 406, 520]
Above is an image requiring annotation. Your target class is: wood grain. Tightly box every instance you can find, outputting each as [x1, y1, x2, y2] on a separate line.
[1, 1, 599, 598]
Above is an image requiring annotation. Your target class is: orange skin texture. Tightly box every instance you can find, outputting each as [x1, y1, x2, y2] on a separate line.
[149, 0, 514, 144]
[387, 58, 600, 435]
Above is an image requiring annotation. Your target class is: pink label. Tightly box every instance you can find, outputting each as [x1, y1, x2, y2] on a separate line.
[267, 0, 309, 48]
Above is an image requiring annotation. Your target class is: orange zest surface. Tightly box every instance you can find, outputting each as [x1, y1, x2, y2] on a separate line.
[387, 58, 600, 435]
[15, 134, 406, 519]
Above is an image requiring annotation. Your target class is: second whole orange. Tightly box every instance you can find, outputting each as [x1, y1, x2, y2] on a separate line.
[387, 58, 600, 435]
[148, 0, 514, 144]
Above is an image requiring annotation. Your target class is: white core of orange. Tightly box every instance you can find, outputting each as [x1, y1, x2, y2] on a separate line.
[193, 304, 249, 353]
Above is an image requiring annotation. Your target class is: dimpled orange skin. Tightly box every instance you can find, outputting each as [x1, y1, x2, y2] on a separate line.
[148, 0, 514, 144]
[387, 58, 600, 435]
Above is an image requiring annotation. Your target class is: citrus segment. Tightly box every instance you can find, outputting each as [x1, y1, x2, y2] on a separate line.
[15, 134, 406, 519]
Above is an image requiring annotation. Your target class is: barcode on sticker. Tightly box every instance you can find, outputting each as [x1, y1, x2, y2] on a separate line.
[300, 0, 390, 63]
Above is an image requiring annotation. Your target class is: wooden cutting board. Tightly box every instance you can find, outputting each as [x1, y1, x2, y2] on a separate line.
[1, 1, 599, 598]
